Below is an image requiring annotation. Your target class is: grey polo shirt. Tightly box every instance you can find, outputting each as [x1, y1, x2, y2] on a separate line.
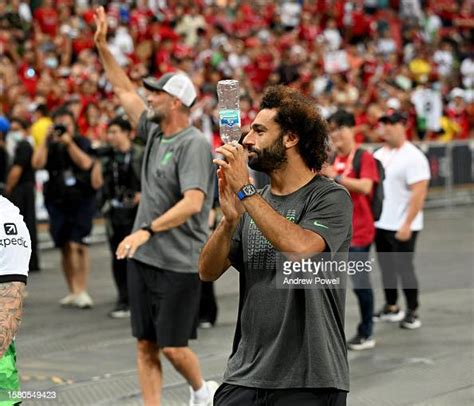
[132, 112, 215, 273]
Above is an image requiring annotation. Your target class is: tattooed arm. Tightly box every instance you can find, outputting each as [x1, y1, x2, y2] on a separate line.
[0, 282, 25, 358]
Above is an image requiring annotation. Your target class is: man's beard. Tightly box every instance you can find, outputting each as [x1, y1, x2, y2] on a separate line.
[146, 107, 165, 124]
[247, 133, 287, 173]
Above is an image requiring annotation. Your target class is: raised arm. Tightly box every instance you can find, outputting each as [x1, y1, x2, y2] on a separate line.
[94, 7, 146, 126]
[61, 133, 94, 171]
[32, 133, 50, 169]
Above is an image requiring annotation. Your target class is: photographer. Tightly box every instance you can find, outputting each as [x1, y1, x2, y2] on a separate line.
[91, 117, 143, 318]
[32, 108, 102, 309]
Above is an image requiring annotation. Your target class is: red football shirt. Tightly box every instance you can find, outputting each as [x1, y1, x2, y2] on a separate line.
[333, 150, 379, 247]
[33, 7, 58, 37]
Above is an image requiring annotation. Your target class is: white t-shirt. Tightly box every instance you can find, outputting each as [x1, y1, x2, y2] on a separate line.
[377, 38, 397, 55]
[280, 2, 302, 28]
[411, 87, 443, 132]
[433, 50, 453, 77]
[374, 142, 431, 232]
[0, 196, 31, 284]
[424, 14, 442, 41]
[323, 28, 342, 51]
[460, 58, 474, 88]
[400, 0, 422, 20]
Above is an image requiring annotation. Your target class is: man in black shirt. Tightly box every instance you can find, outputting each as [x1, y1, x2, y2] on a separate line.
[32, 108, 102, 308]
[200, 86, 352, 406]
[5, 117, 39, 272]
[92, 117, 143, 318]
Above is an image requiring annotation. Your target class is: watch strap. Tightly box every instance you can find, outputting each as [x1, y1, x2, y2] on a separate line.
[237, 184, 257, 201]
[141, 224, 155, 236]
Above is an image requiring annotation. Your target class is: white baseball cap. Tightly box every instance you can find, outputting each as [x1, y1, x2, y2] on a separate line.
[143, 72, 197, 107]
[387, 97, 401, 110]
[449, 87, 465, 100]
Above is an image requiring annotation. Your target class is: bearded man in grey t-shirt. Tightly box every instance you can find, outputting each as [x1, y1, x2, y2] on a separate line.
[200, 86, 353, 406]
[94, 7, 217, 406]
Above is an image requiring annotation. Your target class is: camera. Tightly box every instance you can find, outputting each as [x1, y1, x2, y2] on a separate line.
[90, 145, 114, 158]
[53, 124, 68, 137]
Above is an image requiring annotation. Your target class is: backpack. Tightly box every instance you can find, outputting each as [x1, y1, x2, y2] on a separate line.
[352, 148, 385, 221]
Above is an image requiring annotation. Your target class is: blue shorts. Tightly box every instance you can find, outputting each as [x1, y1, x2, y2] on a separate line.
[46, 197, 96, 247]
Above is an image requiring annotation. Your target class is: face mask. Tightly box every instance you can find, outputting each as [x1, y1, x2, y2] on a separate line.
[45, 57, 58, 69]
[6, 131, 24, 159]
[8, 131, 24, 143]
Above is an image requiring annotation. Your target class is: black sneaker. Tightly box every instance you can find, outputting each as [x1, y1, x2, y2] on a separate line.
[347, 334, 376, 351]
[108, 303, 130, 319]
[373, 305, 405, 322]
[400, 311, 422, 329]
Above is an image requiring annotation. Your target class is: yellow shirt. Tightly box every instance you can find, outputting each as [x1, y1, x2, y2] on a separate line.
[437, 116, 460, 142]
[31, 117, 53, 149]
[409, 58, 431, 83]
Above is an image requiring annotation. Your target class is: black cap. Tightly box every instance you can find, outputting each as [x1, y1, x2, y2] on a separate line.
[378, 110, 407, 125]
[142, 73, 175, 92]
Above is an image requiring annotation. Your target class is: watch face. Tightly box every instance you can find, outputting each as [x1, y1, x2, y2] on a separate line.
[243, 185, 255, 195]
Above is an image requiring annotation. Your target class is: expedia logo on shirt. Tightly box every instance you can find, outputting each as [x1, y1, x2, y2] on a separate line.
[4, 223, 17, 235]
[1, 223, 29, 248]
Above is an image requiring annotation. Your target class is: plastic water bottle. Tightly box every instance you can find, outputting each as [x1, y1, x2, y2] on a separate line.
[217, 80, 241, 144]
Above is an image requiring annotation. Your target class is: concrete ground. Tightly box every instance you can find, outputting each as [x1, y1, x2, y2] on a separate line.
[16, 206, 474, 405]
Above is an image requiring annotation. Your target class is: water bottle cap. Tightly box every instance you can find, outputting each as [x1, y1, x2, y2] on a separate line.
[218, 79, 239, 86]
[143, 72, 197, 107]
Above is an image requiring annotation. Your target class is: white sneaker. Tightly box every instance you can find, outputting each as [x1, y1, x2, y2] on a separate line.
[108, 304, 131, 319]
[400, 311, 422, 329]
[70, 292, 94, 309]
[189, 380, 219, 406]
[347, 334, 376, 351]
[59, 294, 76, 306]
[373, 306, 405, 322]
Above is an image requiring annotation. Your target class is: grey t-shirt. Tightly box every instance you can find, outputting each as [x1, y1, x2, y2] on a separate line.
[132, 112, 216, 273]
[224, 175, 352, 390]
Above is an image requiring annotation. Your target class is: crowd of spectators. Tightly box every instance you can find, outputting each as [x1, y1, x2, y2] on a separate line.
[0, 0, 473, 154]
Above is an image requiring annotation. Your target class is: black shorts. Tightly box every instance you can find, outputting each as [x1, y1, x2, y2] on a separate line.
[214, 383, 347, 406]
[46, 197, 95, 247]
[128, 260, 201, 347]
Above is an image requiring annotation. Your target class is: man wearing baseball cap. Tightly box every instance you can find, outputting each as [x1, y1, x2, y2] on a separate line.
[373, 109, 430, 330]
[94, 7, 217, 405]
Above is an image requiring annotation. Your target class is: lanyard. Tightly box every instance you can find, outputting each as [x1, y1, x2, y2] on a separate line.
[112, 151, 132, 198]
[333, 148, 356, 176]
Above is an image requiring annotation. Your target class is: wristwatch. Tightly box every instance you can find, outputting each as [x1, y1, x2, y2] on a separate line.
[237, 184, 257, 201]
[334, 175, 343, 184]
[141, 222, 155, 236]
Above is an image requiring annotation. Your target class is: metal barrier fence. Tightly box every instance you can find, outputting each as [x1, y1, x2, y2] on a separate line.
[35, 140, 473, 249]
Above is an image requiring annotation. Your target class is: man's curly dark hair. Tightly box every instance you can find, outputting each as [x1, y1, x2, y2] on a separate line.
[259, 85, 329, 171]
